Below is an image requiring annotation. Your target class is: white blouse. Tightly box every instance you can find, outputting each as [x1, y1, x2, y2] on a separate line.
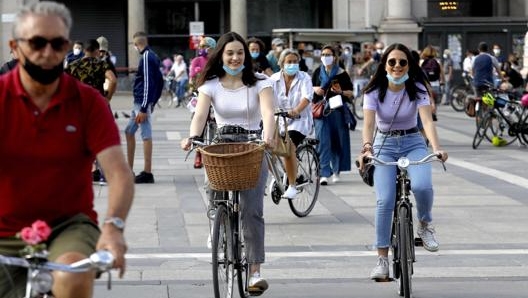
[270, 70, 314, 136]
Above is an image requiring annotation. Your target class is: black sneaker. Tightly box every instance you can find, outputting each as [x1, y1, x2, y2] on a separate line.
[135, 171, 155, 184]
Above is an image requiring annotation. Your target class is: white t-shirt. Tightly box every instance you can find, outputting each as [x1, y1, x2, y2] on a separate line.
[169, 62, 188, 81]
[198, 73, 273, 131]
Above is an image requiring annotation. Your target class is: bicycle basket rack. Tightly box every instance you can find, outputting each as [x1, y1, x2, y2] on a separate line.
[199, 143, 265, 191]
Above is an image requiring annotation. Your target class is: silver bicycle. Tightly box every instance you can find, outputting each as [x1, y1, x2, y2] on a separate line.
[0, 250, 114, 298]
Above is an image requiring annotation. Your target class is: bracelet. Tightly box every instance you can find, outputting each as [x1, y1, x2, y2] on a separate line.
[362, 142, 372, 148]
[361, 147, 373, 154]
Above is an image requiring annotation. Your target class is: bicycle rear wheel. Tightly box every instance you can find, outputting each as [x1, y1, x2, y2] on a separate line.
[212, 204, 234, 298]
[288, 144, 320, 217]
[450, 84, 469, 112]
[397, 206, 412, 298]
[472, 112, 491, 149]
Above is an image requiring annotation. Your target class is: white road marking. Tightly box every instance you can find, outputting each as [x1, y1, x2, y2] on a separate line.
[448, 157, 528, 189]
[125, 249, 528, 260]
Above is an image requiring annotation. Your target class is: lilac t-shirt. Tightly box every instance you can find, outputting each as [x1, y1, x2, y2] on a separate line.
[363, 84, 430, 131]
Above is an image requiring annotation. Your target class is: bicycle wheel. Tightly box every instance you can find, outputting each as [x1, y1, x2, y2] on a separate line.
[519, 110, 528, 144]
[397, 206, 412, 298]
[352, 96, 364, 120]
[288, 144, 320, 217]
[212, 204, 234, 298]
[157, 89, 174, 109]
[472, 112, 491, 149]
[449, 84, 469, 112]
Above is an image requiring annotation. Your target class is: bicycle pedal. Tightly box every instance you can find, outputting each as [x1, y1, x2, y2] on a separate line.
[414, 237, 423, 247]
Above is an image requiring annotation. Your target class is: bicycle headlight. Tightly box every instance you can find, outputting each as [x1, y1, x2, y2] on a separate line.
[397, 157, 410, 169]
[30, 269, 53, 294]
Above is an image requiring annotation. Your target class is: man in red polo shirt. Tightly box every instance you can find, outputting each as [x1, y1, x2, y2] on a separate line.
[0, 2, 134, 298]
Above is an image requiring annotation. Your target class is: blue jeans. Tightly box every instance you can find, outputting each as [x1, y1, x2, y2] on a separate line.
[314, 109, 351, 178]
[124, 103, 153, 140]
[373, 132, 433, 248]
[176, 79, 188, 100]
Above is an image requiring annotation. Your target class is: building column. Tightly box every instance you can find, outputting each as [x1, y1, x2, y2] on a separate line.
[230, 0, 247, 38]
[127, 0, 145, 69]
[378, 0, 421, 51]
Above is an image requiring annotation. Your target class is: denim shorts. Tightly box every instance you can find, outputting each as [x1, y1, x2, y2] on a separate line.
[0, 214, 100, 297]
[124, 103, 153, 140]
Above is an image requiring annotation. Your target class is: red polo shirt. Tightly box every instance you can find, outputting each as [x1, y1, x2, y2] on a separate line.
[0, 67, 121, 237]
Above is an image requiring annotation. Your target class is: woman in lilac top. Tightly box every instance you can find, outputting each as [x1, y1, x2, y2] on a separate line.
[357, 43, 448, 281]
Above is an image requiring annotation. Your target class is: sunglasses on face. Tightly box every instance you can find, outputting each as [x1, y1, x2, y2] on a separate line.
[16, 36, 70, 51]
[387, 58, 408, 67]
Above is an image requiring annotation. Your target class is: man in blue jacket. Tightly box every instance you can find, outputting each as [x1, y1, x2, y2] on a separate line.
[125, 31, 163, 183]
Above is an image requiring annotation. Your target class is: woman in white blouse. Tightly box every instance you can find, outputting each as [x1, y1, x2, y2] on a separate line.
[180, 31, 275, 295]
[270, 48, 313, 199]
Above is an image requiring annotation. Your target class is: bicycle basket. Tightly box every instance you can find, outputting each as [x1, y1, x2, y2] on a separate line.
[199, 143, 265, 191]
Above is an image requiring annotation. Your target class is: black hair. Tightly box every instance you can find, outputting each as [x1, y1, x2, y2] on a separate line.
[363, 43, 428, 103]
[84, 39, 99, 52]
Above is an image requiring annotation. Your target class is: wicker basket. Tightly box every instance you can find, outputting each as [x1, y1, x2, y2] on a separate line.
[199, 142, 265, 191]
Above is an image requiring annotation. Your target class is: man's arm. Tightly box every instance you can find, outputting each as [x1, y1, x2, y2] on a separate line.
[95, 145, 134, 277]
[104, 69, 117, 102]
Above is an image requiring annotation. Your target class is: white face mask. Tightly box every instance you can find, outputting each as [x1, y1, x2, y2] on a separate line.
[321, 55, 334, 66]
[73, 48, 81, 56]
[493, 49, 501, 56]
[443, 54, 448, 59]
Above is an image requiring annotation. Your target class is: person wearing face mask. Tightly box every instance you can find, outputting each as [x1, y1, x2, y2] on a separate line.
[189, 36, 216, 90]
[247, 37, 273, 76]
[188, 36, 217, 168]
[357, 43, 448, 281]
[339, 45, 354, 77]
[312, 45, 354, 185]
[492, 43, 506, 66]
[270, 48, 314, 199]
[64, 40, 83, 68]
[266, 38, 284, 73]
[181, 31, 276, 295]
[0, 2, 134, 297]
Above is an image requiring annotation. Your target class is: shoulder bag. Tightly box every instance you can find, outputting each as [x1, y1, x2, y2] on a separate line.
[272, 115, 292, 157]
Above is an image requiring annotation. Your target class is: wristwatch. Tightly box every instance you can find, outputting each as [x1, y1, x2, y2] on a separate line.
[104, 217, 125, 231]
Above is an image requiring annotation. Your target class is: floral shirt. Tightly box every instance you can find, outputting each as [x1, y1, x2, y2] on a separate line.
[65, 57, 112, 96]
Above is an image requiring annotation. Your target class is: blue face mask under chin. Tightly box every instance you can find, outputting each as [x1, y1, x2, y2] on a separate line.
[386, 73, 409, 85]
[223, 64, 245, 76]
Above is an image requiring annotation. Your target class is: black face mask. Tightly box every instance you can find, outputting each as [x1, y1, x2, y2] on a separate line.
[21, 53, 63, 85]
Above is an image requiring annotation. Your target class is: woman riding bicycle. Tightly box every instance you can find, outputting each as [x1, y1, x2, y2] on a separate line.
[357, 43, 448, 280]
[180, 31, 276, 295]
[270, 48, 313, 199]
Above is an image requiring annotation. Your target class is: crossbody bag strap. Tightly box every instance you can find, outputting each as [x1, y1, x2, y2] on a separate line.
[375, 90, 406, 157]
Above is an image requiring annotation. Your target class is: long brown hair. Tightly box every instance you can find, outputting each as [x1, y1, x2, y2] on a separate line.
[196, 31, 261, 87]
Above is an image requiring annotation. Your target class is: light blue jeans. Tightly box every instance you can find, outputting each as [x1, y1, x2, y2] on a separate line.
[372, 131, 433, 248]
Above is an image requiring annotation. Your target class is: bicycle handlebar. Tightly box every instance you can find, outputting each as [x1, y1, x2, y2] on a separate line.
[274, 110, 301, 120]
[0, 250, 114, 273]
[367, 153, 446, 171]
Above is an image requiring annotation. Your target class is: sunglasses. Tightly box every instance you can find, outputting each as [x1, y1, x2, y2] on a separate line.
[387, 58, 408, 67]
[16, 36, 70, 51]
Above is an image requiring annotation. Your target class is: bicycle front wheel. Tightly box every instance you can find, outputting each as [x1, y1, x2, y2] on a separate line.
[212, 204, 234, 298]
[288, 144, 320, 217]
[352, 96, 364, 120]
[397, 206, 412, 298]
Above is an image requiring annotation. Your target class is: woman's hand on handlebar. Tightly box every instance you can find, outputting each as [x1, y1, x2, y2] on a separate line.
[433, 150, 448, 162]
[181, 137, 193, 151]
[355, 151, 372, 171]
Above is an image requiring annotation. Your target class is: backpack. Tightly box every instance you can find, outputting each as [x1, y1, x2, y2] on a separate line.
[421, 58, 441, 82]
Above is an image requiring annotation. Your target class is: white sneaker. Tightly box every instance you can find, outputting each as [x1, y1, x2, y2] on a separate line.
[417, 222, 439, 252]
[332, 174, 340, 183]
[248, 273, 268, 294]
[369, 256, 389, 280]
[282, 185, 298, 199]
[320, 177, 328, 185]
